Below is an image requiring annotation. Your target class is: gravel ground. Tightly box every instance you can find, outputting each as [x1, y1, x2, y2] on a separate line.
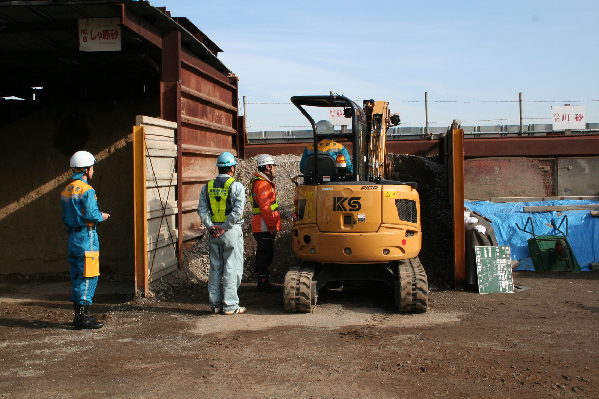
[1, 271, 598, 398]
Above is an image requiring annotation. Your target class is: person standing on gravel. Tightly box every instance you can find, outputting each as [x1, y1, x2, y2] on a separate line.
[61, 151, 110, 330]
[197, 152, 247, 315]
[250, 154, 282, 293]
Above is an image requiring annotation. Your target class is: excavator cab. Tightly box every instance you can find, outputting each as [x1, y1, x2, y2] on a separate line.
[285, 94, 428, 313]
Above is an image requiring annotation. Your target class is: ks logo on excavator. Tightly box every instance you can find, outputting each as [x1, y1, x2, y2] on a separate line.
[333, 197, 361, 211]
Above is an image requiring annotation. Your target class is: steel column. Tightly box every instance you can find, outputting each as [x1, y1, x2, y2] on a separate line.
[161, 30, 183, 263]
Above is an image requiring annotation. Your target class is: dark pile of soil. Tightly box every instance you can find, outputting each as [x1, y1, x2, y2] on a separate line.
[388, 154, 454, 288]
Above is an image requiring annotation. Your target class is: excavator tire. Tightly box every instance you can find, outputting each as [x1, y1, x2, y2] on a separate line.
[398, 257, 428, 313]
[284, 261, 316, 313]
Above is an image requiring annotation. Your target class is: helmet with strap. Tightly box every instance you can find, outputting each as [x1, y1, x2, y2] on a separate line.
[70, 151, 96, 168]
[256, 154, 275, 167]
[216, 152, 237, 167]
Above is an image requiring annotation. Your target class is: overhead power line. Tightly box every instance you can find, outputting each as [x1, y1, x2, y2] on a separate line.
[246, 99, 599, 105]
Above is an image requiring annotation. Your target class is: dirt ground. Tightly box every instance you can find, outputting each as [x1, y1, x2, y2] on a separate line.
[1, 271, 598, 398]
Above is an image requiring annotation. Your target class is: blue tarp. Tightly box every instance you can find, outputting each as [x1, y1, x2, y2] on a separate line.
[464, 200, 599, 271]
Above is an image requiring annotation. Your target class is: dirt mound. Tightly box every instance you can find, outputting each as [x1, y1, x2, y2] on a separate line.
[388, 154, 454, 288]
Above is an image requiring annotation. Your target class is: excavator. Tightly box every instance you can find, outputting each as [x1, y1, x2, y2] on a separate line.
[284, 93, 428, 313]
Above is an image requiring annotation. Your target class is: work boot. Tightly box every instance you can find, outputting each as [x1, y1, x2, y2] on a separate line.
[83, 306, 97, 322]
[257, 277, 282, 293]
[73, 304, 104, 330]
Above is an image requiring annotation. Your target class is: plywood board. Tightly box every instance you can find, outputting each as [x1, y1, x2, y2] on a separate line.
[134, 116, 179, 295]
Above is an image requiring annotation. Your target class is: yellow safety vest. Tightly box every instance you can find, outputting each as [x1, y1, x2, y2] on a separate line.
[207, 177, 235, 223]
[251, 176, 279, 215]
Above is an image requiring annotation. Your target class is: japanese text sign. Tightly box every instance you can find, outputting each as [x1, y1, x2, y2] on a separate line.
[329, 107, 351, 126]
[552, 105, 585, 130]
[79, 18, 122, 52]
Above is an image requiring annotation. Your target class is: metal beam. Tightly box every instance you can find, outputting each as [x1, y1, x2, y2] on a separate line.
[133, 126, 149, 296]
[180, 115, 236, 135]
[463, 135, 599, 158]
[451, 130, 465, 287]
[120, 3, 163, 48]
[243, 134, 599, 159]
[386, 139, 440, 157]
[181, 85, 238, 112]
[160, 30, 182, 266]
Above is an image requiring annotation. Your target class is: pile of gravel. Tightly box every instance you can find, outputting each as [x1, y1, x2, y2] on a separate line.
[183, 154, 301, 287]
[159, 153, 453, 297]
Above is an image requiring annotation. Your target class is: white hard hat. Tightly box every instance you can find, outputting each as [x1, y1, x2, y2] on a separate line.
[70, 151, 96, 168]
[316, 120, 334, 134]
[256, 154, 275, 167]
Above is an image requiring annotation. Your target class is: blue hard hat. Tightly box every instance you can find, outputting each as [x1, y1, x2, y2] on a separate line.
[216, 151, 237, 167]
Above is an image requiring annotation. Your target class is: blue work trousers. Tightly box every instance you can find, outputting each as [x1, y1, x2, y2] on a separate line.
[68, 230, 99, 306]
[208, 224, 244, 313]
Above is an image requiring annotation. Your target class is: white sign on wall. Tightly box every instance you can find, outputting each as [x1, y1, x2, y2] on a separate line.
[78, 18, 122, 52]
[329, 107, 351, 126]
[552, 105, 585, 130]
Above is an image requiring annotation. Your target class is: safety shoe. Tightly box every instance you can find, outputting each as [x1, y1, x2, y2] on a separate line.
[223, 307, 247, 315]
[73, 305, 104, 330]
[257, 279, 282, 293]
[211, 306, 222, 315]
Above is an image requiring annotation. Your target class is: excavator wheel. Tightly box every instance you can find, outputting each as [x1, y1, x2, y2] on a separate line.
[284, 261, 316, 313]
[397, 257, 428, 313]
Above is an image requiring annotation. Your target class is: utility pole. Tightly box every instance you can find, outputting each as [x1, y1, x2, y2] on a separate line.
[425, 92, 430, 137]
[519, 92, 523, 136]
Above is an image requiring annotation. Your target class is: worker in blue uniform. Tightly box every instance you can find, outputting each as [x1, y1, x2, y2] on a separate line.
[197, 152, 247, 315]
[61, 151, 110, 330]
[299, 120, 353, 174]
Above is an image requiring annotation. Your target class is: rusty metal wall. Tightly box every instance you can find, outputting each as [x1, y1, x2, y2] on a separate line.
[464, 158, 554, 200]
[176, 51, 239, 241]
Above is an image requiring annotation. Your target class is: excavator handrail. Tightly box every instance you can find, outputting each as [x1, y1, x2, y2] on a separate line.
[290, 94, 364, 184]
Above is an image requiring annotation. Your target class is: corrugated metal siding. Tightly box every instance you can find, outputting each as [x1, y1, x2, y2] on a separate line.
[177, 53, 239, 240]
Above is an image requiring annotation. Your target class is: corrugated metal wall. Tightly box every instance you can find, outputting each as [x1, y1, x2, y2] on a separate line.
[160, 36, 239, 250]
[179, 58, 239, 240]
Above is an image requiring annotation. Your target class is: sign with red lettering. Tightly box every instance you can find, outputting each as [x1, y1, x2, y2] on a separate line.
[552, 105, 585, 130]
[78, 18, 121, 52]
[329, 107, 351, 126]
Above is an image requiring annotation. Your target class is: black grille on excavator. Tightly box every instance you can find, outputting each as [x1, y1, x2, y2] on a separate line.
[395, 199, 417, 223]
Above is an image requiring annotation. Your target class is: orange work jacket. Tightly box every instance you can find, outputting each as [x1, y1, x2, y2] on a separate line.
[250, 172, 282, 233]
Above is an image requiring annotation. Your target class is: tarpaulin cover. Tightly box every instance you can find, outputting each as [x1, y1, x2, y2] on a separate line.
[464, 200, 599, 271]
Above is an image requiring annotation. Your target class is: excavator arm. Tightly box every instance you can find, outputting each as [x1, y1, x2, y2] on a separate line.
[363, 100, 400, 182]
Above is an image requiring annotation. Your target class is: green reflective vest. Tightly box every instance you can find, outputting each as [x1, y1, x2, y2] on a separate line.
[207, 177, 235, 222]
[251, 176, 279, 215]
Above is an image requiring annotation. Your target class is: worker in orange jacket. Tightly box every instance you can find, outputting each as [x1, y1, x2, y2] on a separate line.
[250, 154, 282, 293]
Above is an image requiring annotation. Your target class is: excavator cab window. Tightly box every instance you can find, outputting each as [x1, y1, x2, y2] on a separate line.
[291, 94, 367, 183]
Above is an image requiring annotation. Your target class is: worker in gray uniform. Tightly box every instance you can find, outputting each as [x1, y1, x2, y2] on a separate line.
[197, 152, 247, 315]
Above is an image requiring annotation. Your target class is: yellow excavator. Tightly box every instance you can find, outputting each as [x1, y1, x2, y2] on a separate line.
[285, 94, 428, 313]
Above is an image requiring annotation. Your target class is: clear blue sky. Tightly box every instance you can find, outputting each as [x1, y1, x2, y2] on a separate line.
[161, 0, 599, 131]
